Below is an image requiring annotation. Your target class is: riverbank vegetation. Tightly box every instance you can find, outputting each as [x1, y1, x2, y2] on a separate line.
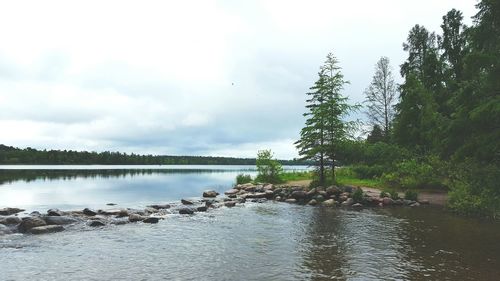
[295, 1, 499, 218]
[0, 144, 308, 166]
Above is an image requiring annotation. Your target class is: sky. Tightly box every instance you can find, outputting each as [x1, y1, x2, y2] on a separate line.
[0, 0, 478, 159]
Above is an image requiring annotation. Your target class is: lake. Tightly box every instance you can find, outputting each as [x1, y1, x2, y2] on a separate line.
[1, 165, 499, 280]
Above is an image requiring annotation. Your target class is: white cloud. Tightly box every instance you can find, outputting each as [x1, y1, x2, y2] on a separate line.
[0, 0, 478, 159]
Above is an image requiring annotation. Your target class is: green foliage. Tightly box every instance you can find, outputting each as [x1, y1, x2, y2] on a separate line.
[351, 164, 385, 179]
[255, 149, 283, 184]
[352, 187, 364, 203]
[447, 160, 500, 218]
[381, 156, 447, 190]
[0, 144, 309, 165]
[279, 171, 313, 182]
[380, 191, 389, 198]
[404, 190, 419, 201]
[236, 174, 252, 185]
[296, 52, 360, 186]
[389, 190, 400, 200]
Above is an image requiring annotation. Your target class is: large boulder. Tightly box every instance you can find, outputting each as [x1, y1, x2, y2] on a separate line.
[0, 207, 25, 216]
[47, 209, 63, 216]
[29, 225, 64, 235]
[382, 197, 394, 206]
[202, 190, 219, 198]
[308, 199, 318, 206]
[83, 208, 97, 216]
[129, 214, 146, 222]
[341, 198, 354, 206]
[246, 192, 267, 199]
[0, 216, 22, 225]
[181, 199, 194, 205]
[224, 189, 239, 196]
[18, 217, 47, 233]
[322, 199, 337, 207]
[44, 216, 78, 225]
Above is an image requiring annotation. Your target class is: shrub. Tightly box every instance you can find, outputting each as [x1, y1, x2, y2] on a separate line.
[389, 189, 399, 200]
[352, 164, 385, 179]
[236, 174, 252, 184]
[380, 156, 447, 190]
[380, 190, 389, 198]
[255, 149, 283, 184]
[404, 190, 418, 201]
[352, 187, 364, 203]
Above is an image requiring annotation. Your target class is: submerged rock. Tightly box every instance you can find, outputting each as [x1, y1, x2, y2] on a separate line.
[0, 207, 25, 216]
[88, 220, 105, 227]
[352, 203, 363, 208]
[285, 198, 297, 203]
[29, 225, 64, 235]
[0, 216, 22, 225]
[44, 216, 78, 225]
[142, 217, 160, 224]
[197, 206, 208, 212]
[148, 204, 171, 210]
[202, 190, 219, 198]
[179, 208, 194, 215]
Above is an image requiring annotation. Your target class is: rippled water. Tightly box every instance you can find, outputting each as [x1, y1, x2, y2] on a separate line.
[1, 166, 499, 280]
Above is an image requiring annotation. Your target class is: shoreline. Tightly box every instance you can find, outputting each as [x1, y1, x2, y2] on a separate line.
[1, 183, 432, 236]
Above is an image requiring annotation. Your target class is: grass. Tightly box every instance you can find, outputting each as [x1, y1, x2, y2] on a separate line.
[280, 168, 383, 189]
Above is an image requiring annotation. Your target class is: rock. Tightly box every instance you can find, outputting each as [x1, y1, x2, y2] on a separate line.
[18, 217, 47, 233]
[322, 199, 337, 207]
[410, 202, 421, 207]
[228, 194, 237, 198]
[144, 207, 159, 214]
[106, 203, 117, 206]
[315, 194, 325, 202]
[419, 199, 430, 205]
[0, 216, 22, 225]
[148, 204, 171, 210]
[143, 217, 160, 224]
[275, 196, 282, 201]
[343, 186, 354, 193]
[88, 220, 105, 227]
[44, 216, 78, 225]
[0, 224, 11, 235]
[224, 201, 236, 207]
[181, 199, 194, 205]
[382, 197, 394, 206]
[100, 209, 129, 217]
[179, 208, 194, 215]
[30, 211, 42, 217]
[197, 206, 208, 212]
[251, 198, 267, 203]
[224, 189, 239, 196]
[263, 184, 273, 190]
[47, 208, 63, 216]
[246, 192, 267, 199]
[204, 200, 216, 207]
[29, 225, 64, 235]
[291, 190, 307, 199]
[244, 185, 256, 192]
[326, 186, 340, 195]
[308, 199, 318, 206]
[264, 190, 274, 199]
[202, 190, 219, 198]
[129, 214, 145, 222]
[0, 207, 25, 216]
[342, 198, 354, 206]
[352, 203, 363, 208]
[285, 199, 297, 203]
[306, 188, 317, 197]
[83, 208, 97, 216]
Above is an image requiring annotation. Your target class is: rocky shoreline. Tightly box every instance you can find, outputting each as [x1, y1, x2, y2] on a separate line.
[0, 184, 429, 236]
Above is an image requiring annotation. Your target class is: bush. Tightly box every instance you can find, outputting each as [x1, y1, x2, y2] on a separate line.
[351, 164, 385, 179]
[255, 149, 283, 184]
[380, 190, 389, 198]
[447, 160, 500, 218]
[404, 190, 418, 201]
[389, 189, 399, 200]
[352, 187, 364, 203]
[236, 174, 252, 184]
[380, 155, 447, 189]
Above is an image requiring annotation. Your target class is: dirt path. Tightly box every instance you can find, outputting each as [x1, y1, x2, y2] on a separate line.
[285, 180, 448, 206]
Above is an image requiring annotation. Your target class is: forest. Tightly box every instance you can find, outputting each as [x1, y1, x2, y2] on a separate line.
[0, 144, 306, 166]
[296, 0, 499, 218]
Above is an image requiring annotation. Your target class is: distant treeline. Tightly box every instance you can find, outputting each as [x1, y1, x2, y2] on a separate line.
[0, 144, 308, 165]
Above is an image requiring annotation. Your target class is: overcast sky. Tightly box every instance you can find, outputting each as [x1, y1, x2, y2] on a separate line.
[0, 0, 478, 159]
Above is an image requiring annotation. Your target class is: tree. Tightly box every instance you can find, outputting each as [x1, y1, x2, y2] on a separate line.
[296, 52, 358, 185]
[255, 149, 283, 183]
[366, 125, 385, 144]
[364, 56, 397, 139]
